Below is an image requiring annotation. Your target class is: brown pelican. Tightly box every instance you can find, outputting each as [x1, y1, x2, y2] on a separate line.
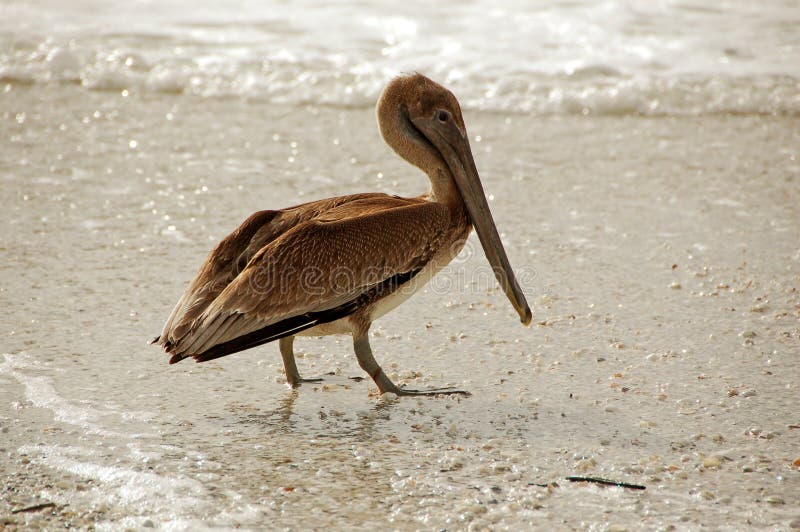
[155, 73, 531, 396]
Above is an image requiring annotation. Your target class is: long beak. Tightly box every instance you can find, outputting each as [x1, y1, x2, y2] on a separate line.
[412, 114, 532, 325]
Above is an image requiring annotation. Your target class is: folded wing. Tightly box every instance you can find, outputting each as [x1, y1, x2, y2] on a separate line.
[158, 195, 450, 363]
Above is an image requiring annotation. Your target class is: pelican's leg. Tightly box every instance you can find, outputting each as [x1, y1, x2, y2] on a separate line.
[279, 336, 301, 387]
[279, 336, 322, 387]
[353, 332, 470, 397]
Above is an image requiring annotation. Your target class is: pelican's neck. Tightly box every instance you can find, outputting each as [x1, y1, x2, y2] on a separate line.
[425, 166, 462, 207]
[376, 86, 463, 208]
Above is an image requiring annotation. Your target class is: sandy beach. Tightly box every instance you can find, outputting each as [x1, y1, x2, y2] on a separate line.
[1, 82, 798, 529]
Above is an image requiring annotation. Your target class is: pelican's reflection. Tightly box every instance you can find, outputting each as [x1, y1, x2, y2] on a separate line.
[238, 380, 408, 440]
[241, 388, 300, 431]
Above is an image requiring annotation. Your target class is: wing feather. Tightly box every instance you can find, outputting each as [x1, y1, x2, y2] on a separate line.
[194, 268, 423, 363]
[158, 209, 278, 345]
[166, 199, 450, 361]
[156, 193, 402, 348]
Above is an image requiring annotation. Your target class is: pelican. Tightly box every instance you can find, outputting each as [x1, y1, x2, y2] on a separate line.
[155, 73, 531, 396]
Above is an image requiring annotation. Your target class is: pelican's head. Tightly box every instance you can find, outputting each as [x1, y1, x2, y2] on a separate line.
[376, 74, 466, 185]
[376, 73, 532, 326]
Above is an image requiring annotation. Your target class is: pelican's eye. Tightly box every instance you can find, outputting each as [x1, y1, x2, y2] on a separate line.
[436, 109, 450, 123]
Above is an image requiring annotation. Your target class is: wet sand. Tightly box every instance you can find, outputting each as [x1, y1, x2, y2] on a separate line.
[1, 85, 799, 530]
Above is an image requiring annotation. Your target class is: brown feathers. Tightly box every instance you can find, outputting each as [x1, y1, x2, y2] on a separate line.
[157, 194, 456, 362]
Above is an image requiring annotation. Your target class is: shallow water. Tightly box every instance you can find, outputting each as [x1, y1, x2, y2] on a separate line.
[1, 83, 799, 529]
